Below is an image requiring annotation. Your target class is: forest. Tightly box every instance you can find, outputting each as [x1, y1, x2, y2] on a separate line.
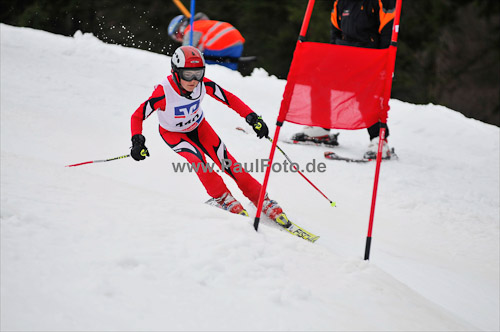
[2, 0, 499, 126]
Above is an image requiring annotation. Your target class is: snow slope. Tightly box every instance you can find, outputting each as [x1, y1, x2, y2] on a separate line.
[1, 24, 499, 331]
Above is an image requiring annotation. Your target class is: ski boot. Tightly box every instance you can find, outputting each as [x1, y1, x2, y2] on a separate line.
[290, 126, 339, 147]
[261, 194, 292, 228]
[214, 191, 248, 216]
[363, 137, 391, 160]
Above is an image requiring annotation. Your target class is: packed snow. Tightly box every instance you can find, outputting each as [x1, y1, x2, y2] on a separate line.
[1, 24, 499, 331]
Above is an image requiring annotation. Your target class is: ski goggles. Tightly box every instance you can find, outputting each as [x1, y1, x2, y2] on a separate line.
[179, 68, 205, 82]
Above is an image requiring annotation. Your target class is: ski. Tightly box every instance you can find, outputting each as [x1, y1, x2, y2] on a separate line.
[282, 133, 340, 148]
[274, 213, 320, 243]
[205, 198, 319, 243]
[285, 222, 320, 243]
[324, 149, 398, 163]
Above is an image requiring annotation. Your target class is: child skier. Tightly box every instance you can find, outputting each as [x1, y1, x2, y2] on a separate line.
[130, 45, 290, 227]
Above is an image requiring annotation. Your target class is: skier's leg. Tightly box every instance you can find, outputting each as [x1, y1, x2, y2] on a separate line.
[159, 125, 229, 199]
[189, 120, 262, 204]
[190, 121, 288, 225]
[364, 122, 391, 159]
[367, 122, 390, 141]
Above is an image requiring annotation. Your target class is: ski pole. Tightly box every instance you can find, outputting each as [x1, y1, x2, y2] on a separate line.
[65, 154, 130, 167]
[172, 0, 191, 18]
[267, 136, 336, 207]
[236, 127, 335, 206]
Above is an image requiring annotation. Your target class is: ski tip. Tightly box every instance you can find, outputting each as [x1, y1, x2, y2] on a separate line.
[287, 222, 320, 243]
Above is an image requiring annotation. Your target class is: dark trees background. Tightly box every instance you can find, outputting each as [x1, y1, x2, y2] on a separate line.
[2, 0, 499, 126]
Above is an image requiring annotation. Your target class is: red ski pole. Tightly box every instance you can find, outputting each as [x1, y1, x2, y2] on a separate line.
[65, 154, 130, 167]
[236, 127, 336, 207]
[269, 137, 336, 207]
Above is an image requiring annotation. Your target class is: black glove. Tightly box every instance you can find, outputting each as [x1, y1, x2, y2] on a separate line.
[131, 134, 150, 161]
[245, 113, 269, 139]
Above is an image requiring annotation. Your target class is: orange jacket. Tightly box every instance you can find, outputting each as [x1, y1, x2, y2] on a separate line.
[183, 20, 245, 51]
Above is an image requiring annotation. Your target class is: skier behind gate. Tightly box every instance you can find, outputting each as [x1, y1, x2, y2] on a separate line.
[129, 45, 290, 227]
[168, 13, 245, 71]
[291, 0, 396, 159]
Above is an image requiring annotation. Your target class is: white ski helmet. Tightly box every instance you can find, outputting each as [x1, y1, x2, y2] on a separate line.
[171, 46, 206, 98]
[171, 45, 205, 71]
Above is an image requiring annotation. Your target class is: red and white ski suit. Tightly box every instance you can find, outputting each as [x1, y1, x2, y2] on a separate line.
[131, 75, 262, 204]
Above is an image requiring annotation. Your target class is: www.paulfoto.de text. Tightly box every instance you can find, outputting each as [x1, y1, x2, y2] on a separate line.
[171, 158, 327, 173]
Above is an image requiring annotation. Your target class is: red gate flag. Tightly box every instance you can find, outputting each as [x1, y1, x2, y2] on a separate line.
[253, 0, 402, 234]
[277, 41, 392, 130]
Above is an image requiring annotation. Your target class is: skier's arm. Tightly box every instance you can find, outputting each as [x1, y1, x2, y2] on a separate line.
[330, 0, 342, 44]
[378, 0, 396, 49]
[131, 85, 166, 136]
[203, 78, 268, 138]
[203, 77, 253, 119]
